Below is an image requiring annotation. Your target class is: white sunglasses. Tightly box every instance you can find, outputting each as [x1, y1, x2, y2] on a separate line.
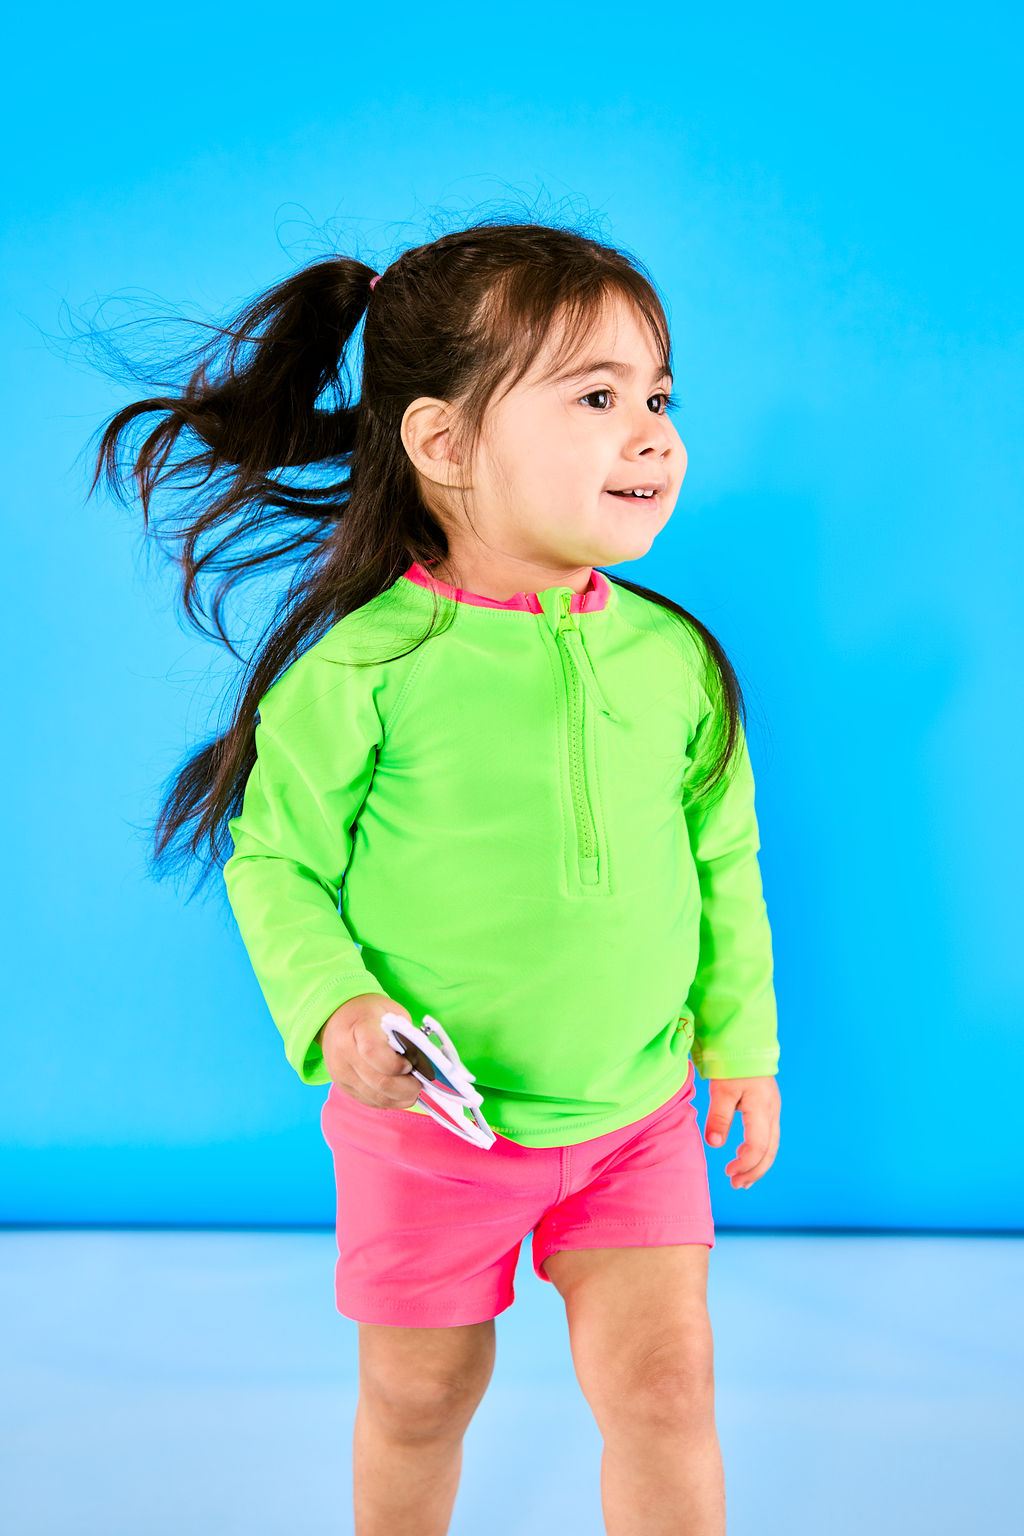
[380, 1011, 497, 1150]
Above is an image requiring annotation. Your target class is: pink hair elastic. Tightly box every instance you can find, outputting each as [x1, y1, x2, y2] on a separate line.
[369, 273, 381, 290]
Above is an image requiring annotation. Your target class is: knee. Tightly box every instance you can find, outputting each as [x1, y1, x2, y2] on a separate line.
[363, 1367, 493, 1443]
[360, 1335, 496, 1442]
[599, 1334, 716, 1432]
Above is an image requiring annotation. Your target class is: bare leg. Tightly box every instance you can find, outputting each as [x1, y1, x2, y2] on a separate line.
[352, 1399, 468, 1536]
[351, 1317, 496, 1536]
[599, 1408, 726, 1535]
[542, 1245, 725, 1536]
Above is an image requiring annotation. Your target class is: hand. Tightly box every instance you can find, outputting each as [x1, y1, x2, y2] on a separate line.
[316, 993, 423, 1110]
[704, 1074, 780, 1190]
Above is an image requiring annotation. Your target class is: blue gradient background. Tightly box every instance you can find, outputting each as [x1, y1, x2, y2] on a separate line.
[3, 2, 1020, 1231]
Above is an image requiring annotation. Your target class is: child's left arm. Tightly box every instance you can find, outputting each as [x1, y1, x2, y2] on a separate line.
[682, 710, 781, 1191]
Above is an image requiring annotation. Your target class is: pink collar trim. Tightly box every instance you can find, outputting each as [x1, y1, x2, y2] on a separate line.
[401, 560, 611, 612]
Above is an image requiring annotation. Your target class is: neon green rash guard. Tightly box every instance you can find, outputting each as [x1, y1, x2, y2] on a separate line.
[223, 560, 780, 1148]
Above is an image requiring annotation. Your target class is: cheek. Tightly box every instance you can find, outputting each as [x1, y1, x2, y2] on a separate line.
[493, 428, 576, 508]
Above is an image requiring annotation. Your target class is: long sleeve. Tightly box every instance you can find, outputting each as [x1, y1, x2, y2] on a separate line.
[682, 706, 780, 1080]
[222, 670, 385, 1087]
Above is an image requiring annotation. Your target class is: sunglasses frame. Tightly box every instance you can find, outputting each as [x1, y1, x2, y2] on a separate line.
[379, 1011, 497, 1149]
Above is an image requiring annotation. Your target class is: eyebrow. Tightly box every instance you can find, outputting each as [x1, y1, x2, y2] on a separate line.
[552, 359, 674, 386]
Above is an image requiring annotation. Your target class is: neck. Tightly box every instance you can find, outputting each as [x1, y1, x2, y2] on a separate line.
[427, 555, 594, 602]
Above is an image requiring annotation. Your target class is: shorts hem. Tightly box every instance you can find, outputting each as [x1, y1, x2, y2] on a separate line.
[534, 1217, 715, 1281]
[335, 1288, 515, 1327]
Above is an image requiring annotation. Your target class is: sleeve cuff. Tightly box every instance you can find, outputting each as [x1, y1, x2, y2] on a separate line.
[288, 971, 384, 1086]
[690, 1047, 780, 1080]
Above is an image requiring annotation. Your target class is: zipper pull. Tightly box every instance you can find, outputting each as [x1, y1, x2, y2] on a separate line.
[557, 593, 621, 721]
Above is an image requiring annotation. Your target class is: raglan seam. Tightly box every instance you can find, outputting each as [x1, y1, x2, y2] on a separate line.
[381, 640, 433, 740]
[253, 638, 432, 749]
[255, 666, 369, 743]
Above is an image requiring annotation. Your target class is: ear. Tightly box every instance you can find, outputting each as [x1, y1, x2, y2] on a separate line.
[400, 396, 465, 489]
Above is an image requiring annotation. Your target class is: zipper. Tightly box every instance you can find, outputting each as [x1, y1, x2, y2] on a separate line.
[555, 591, 621, 887]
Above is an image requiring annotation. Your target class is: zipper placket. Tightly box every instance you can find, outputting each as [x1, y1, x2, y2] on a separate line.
[555, 590, 620, 887]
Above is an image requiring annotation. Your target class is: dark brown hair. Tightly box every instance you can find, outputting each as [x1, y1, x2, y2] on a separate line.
[83, 216, 748, 900]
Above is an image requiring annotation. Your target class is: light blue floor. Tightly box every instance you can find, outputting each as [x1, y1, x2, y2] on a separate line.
[0, 1230, 1019, 1534]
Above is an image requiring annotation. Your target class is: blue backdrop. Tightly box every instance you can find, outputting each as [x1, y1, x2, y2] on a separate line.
[3, 1, 1020, 1230]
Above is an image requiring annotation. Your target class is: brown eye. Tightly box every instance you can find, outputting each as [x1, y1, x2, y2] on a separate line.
[580, 389, 614, 410]
[579, 388, 679, 415]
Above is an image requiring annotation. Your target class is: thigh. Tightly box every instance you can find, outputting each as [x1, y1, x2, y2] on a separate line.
[544, 1244, 713, 1422]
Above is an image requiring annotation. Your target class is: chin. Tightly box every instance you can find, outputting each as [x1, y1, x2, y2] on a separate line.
[592, 531, 656, 565]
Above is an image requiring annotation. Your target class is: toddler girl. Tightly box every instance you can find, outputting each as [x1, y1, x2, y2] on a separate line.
[93, 219, 781, 1536]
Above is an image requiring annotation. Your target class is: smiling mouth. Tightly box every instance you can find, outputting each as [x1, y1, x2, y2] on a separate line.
[605, 490, 662, 503]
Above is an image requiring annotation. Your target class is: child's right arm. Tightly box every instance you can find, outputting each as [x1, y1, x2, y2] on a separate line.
[222, 668, 406, 1089]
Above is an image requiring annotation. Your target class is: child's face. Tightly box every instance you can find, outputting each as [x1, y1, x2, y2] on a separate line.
[403, 293, 687, 588]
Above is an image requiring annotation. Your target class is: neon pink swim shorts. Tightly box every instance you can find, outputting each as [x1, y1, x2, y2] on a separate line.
[320, 1060, 714, 1327]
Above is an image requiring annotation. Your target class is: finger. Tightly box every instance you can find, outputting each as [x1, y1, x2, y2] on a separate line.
[386, 1034, 436, 1080]
[340, 1043, 414, 1104]
[725, 1135, 769, 1173]
[374, 1014, 441, 1082]
[726, 1125, 777, 1175]
[341, 1077, 419, 1109]
[378, 1081, 421, 1107]
[732, 1154, 772, 1189]
[358, 1016, 415, 1075]
[729, 1124, 780, 1187]
[384, 1046, 416, 1075]
[371, 1056, 420, 1100]
[350, 1056, 421, 1106]
[722, 1099, 775, 1164]
[726, 1110, 778, 1167]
